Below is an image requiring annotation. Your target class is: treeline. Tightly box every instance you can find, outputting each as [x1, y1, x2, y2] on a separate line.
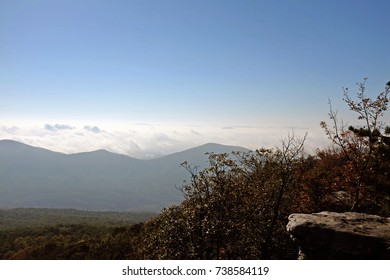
[1, 80, 389, 260]
[0, 209, 154, 259]
[0, 208, 155, 230]
[0, 223, 143, 259]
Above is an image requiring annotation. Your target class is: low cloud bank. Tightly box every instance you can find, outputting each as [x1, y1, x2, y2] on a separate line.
[44, 124, 75, 131]
[0, 122, 329, 159]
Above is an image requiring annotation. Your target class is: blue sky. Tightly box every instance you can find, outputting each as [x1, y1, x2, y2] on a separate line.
[1, 0, 389, 157]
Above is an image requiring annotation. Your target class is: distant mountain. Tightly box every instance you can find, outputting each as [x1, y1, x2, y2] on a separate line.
[0, 140, 249, 211]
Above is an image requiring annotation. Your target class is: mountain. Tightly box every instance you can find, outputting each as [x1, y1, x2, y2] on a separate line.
[0, 140, 249, 211]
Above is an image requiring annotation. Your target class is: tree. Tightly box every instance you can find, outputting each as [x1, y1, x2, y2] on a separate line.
[320, 79, 390, 211]
[139, 133, 307, 259]
[261, 132, 307, 258]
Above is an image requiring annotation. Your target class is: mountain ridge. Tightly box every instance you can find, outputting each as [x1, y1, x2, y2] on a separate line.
[0, 139, 248, 160]
[0, 139, 249, 211]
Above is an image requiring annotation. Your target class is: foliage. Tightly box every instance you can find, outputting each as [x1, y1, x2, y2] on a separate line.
[138, 134, 307, 259]
[0, 223, 142, 259]
[320, 79, 390, 212]
[0, 209, 154, 259]
[0, 208, 155, 230]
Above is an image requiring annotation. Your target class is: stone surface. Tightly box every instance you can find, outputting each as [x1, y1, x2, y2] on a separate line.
[286, 211, 390, 259]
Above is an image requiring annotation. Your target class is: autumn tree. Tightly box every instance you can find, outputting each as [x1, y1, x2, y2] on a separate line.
[139, 133, 307, 259]
[320, 79, 390, 212]
[257, 132, 307, 258]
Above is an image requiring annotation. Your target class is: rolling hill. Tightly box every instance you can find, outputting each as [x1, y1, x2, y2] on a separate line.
[0, 140, 249, 211]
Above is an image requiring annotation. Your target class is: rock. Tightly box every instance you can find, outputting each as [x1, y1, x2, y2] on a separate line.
[286, 211, 390, 259]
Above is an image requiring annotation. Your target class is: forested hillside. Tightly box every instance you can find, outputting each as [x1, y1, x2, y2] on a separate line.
[0, 208, 155, 230]
[0, 208, 154, 259]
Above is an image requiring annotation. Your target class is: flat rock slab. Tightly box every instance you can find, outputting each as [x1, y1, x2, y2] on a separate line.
[287, 211, 390, 259]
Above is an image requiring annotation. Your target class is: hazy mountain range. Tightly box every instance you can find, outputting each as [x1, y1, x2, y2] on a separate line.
[0, 140, 249, 211]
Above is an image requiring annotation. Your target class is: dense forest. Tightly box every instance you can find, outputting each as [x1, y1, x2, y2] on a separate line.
[0, 208, 154, 259]
[1, 80, 389, 259]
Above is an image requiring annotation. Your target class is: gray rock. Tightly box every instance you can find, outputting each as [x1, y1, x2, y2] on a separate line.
[286, 211, 390, 259]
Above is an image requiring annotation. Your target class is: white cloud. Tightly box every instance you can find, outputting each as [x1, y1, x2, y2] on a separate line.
[84, 125, 103, 133]
[44, 124, 75, 131]
[0, 121, 330, 159]
[191, 129, 201, 136]
[2, 126, 20, 134]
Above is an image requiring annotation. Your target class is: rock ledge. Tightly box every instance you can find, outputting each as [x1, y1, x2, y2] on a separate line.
[287, 211, 390, 259]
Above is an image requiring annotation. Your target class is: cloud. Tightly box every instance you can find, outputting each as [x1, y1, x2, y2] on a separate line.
[282, 126, 309, 130]
[84, 125, 103, 133]
[221, 125, 274, 130]
[191, 130, 201, 136]
[44, 124, 75, 131]
[0, 126, 20, 134]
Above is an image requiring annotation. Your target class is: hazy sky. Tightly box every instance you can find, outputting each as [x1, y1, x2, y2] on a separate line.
[1, 0, 389, 158]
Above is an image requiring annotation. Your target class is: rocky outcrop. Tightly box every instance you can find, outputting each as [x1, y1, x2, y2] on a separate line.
[286, 211, 390, 259]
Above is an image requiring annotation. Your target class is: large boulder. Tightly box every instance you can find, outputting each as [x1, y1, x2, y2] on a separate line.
[286, 211, 390, 259]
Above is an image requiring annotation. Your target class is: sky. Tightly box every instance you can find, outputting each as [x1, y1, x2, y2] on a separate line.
[1, 0, 389, 158]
